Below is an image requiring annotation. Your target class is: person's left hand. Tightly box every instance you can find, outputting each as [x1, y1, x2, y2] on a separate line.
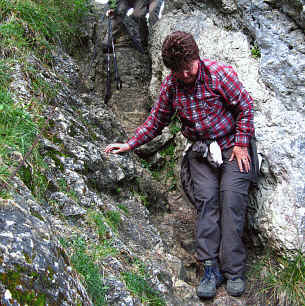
[229, 146, 251, 173]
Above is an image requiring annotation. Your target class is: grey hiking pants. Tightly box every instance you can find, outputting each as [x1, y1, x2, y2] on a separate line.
[110, 0, 160, 44]
[187, 146, 252, 279]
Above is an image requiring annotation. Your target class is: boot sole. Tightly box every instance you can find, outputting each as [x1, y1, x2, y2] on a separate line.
[227, 290, 244, 297]
[197, 290, 216, 299]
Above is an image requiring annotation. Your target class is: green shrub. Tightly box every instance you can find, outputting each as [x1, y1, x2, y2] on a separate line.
[169, 119, 181, 136]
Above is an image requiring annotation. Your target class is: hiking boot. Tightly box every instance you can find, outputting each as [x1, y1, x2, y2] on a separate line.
[226, 277, 245, 296]
[197, 260, 224, 299]
[214, 262, 224, 287]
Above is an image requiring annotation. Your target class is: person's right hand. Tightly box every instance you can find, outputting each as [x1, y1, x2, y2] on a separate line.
[104, 143, 131, 154]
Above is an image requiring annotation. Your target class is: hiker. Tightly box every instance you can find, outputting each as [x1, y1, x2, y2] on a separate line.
[102, 0, 162, 52]
[104, 31, 256, 298]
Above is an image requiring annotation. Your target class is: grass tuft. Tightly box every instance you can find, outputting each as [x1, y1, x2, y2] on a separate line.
[122, 258, 165, 306]
[70, 237, 108, 306]
[247, 249, 305, 305]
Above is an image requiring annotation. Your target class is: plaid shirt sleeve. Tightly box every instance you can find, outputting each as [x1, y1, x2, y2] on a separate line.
[216, 66, 254, 147]
[127, 77, 175, 149]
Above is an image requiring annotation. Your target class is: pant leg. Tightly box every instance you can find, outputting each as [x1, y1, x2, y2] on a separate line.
[112, 0, 130, 39]
[188, 150, 221, 262]
[102, 0, 130, 45]
[219, 147, 252, 279]
[148, 0, 161, 26]
[132, 0, 149, 17]
[132, 0, 149, 47]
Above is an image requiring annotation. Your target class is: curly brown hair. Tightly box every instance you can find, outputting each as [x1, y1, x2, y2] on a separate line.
[162, 31, 199, 71]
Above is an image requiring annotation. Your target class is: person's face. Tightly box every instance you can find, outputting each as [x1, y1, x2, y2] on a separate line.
[172, 59, 199, 85]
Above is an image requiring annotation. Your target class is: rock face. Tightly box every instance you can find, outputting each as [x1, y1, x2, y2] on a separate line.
[0, 180, 92, 305]
[150, 0, 305, 253]
[1, 43, 193, 304]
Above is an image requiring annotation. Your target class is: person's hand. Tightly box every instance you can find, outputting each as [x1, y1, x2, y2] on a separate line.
[104, 143, 131, 154]
[106, 9, 115, 17]
[229, 146, 251, 173]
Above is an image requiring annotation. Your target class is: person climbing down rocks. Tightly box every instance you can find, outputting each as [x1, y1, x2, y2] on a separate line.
[102, 0, 162, 53]
[104, 31, 259, 299]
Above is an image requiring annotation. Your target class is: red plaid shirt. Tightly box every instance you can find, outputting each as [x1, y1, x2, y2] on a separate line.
[128, 59, 254, 150]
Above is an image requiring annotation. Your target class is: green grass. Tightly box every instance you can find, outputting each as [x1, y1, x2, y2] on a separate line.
[0, 0, 91, 60]
[59, 222, 120, 305]
[0, 0, 90, 198]
[90, 212, 108, 240]
[247, 250, 305, 305]
[118, 203, 129, 215]
[70, 237, 108, 306]
[0, 86, 40, 196]
[18, 150, 49, 200]
[105, 210, 121, 231]
[121, 258, 165, 306]
[90, 210, 121, 236]
[93, 239, 118, 259]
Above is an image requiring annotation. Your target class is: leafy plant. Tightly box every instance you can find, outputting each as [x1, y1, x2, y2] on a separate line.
[169, 119, 181, 136]
[251, 44, 261, 59]
[109, 0, 117, 9]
